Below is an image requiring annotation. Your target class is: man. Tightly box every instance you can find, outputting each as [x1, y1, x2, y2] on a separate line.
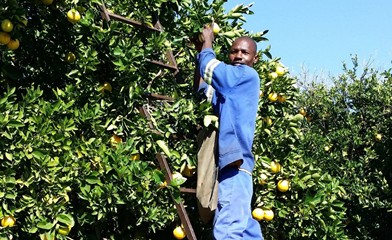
[195, 25, 263, 239]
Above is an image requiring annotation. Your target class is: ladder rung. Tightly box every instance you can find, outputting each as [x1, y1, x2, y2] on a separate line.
[143, 92, 175, 102]
[180, 187, 196, 194]
[99, 4, 161, 32]
[146, 60, 178, 72]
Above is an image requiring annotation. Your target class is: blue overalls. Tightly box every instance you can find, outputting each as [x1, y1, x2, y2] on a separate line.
[198, 48, 263, 239]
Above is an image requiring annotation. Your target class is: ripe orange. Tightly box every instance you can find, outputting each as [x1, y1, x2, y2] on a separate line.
[270, 161, 281, 173]
[212, 23, 220, 34]
[269, 72, 278, 79]
[67, 9, 81, 24]
[268, 92, 278, 102]
[1, 215, 16, 228]
[181, 164, 196, 177]
[259, 173, 268, 185]
[263, 209, 274, 221]
[277, 179, 290, 192]
[173, 226, 186, 239]
[264, 117, 272, 126]
[158, 180, 167, 189]
[130, 153, 140, 161]
[41, 0, 54, 5]
[102, 82, 112, 92]
[277, 95, 286, 103]
[58, 225, 71, 235]
[7, 39, 19, 50]
[0, 32, 11, 45]
[66, 52, 76, 63]
[1, 19, 13, 32]
[275, 66, 285, 76]
[110, 134, 122, 147]
[375, 133, 382, 142]
[252, 208, 264, 221]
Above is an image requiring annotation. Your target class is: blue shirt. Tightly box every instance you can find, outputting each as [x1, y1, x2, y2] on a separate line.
[197, 48, 260, 173]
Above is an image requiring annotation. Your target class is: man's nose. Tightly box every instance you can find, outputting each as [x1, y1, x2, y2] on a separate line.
[234, 52, 243, 59]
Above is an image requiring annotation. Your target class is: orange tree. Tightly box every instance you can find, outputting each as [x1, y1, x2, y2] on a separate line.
[297, 56, 392, 239]
[1, 0, 348, 239]
[252, 59, 348, 239]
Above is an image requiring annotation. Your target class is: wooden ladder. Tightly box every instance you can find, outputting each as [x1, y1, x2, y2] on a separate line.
[98, 4, 197, 239]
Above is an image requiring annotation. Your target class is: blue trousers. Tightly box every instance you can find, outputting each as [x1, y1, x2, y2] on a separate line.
[213, 166, 263, 239]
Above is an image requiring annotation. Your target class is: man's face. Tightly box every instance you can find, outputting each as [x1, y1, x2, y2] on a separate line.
[228, 38, 258, 67]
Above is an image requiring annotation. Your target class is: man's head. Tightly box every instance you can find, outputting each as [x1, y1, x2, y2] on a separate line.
[229, 36, 258, 67]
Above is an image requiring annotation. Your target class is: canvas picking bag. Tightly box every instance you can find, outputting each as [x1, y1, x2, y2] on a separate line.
[196, 126, 219, 224]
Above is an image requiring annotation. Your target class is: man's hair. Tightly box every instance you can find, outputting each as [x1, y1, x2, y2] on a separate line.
[235, 36, 257, 54]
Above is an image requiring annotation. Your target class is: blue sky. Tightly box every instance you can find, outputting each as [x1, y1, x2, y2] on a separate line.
[224, 0, 392, 77]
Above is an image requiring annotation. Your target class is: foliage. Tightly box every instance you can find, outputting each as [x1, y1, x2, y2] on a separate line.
[1, 0, 272, 239]
[1, 0, 390, 239]
[297, 56, 392, 239]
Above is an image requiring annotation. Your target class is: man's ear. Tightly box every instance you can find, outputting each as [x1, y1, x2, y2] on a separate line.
[253, 53, 259, 64]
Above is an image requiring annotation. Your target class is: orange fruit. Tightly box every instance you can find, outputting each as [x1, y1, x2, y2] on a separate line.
[268, 93, 278, 102]
[277, 179, 290, 192]
[1, 215, 16, 228]
[375, 133, 382, 142]
[264, 117, 272, 126]
[130, 153, 140, 161]
[67, 9, 81, 23]
[277, 95, 286, 103]
[158, 180, 167, 189]
[0, 32, 11, 45]
[1, 19, 13, 32]
[7, 39, 19, 50]
[66, 52, 76, 63]
[269, 72, 278, 79]
[181, 164, 196, 177]
[212, 22, 220, 34]
[173, 226, 186, 239]
[58, 225, 71, 235]
[252, 208, 264, 221]
[275, 66, 285, 76]
[259, 173, 268, 185]
[102, 82, 112, 92]
[263, 209, 274, 221]
[270, 161, 281, 173]
[110, 134, 122, 147]
[41, 0, 54, 5]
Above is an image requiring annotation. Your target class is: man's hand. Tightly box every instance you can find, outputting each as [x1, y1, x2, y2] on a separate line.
[201, 24, 214, 50]
[227, 159, 243, 168]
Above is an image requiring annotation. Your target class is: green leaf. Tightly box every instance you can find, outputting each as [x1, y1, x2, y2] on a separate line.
[156, 140, 171, 157]
[32, 151, 44, 160]
[152, 169, 165, 183]
[5, 193, 16, 199]
[37, 220, 54, 230]
[85, 176, 101, 185]
[67, 69, 79, 77]
[5, 152, 13, 160]
[171, 150, 181, 159]
[0, 96, 8, 105]
[56, 213, 75, 227]
[2, 131, 12, 140]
